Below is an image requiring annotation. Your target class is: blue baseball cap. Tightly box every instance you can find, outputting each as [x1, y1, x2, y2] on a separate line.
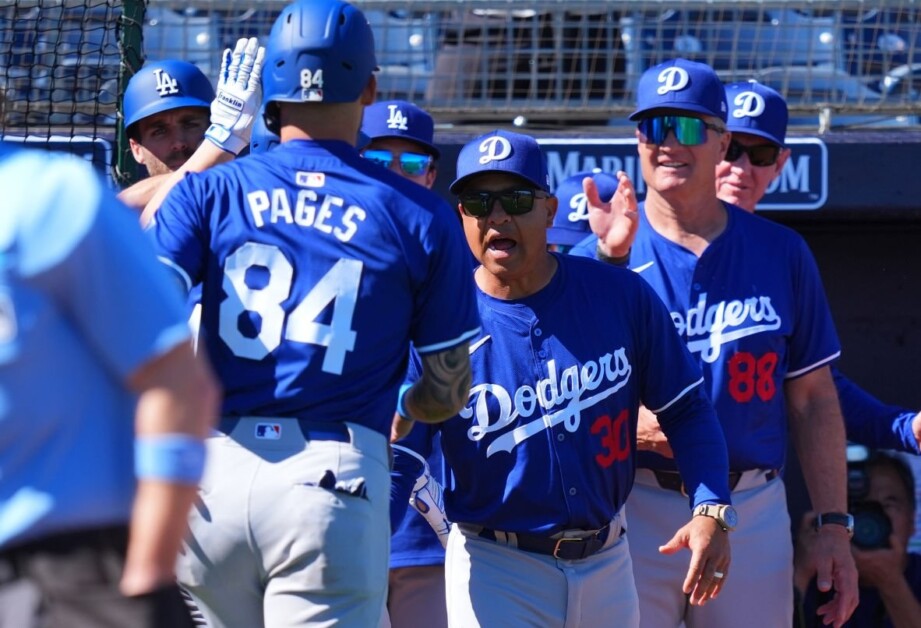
[361, 100, 439, 158]
[548, 170, 618, 247]
[450, 130, 550, 194]
[725, 81, 788, 146]
[630, 58, 728, 122]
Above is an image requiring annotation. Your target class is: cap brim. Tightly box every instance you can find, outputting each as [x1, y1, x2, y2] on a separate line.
[629, 103, 723, 121]
[366, 134, 440, 159]
[449, 172, 547, 195]
[726, 126, 784, 147]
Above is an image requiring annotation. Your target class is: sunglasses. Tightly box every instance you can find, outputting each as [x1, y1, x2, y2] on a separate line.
[724, 140, 781, 167]
[637, 115, 725, 146]
[458, 189, 548, 218]
[362, 149, 433, 176]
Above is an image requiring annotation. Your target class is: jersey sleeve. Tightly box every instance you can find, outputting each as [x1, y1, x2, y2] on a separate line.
[26, 165, 190, 381]
[148, 173, 210, 292]
[409, 205, 481, 354]
[786, 237, 841, 377]
[835, 366, 920, 453]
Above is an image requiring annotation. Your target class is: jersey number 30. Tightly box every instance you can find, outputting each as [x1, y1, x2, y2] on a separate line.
[219, 241, 361, 374]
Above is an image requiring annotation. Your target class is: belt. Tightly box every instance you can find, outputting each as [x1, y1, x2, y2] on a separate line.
[649, 468, 778, 495]
[218, 417, 350, 443]
[468, 524, 611, 560]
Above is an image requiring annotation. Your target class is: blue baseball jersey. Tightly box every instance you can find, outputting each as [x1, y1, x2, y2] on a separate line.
[573, 203, 841, 471]
[150, 139, 481, 435]
[0, 145, 191, 549]
[403, 255, 729, 534]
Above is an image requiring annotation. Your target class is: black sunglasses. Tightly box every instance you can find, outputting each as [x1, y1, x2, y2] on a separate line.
[362, 149, 433, 176]
[724, 140, 781, 167]
[637, 115, 725, 146]
[458, 189, 548, 218]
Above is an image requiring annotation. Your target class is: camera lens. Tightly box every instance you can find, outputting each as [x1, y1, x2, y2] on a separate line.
[850, 501, 892, 550]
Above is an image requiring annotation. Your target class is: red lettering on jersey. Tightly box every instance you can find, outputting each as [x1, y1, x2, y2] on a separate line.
[590, 409, 630, 468]
[728, 351, 778, 403]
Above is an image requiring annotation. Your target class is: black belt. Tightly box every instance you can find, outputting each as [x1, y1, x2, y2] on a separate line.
[650, 469, 778, 495]
[219, 417, 350, 443]
[477, 525, 610, 560]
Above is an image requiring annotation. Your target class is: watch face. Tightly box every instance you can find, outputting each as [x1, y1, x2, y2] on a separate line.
[723, 506, 739, 529]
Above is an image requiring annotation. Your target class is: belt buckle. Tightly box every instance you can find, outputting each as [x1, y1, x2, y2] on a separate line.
[552, 536, 583, 559]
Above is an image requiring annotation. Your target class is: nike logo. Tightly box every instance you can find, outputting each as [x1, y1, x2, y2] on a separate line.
[632, 261, 655, 274]
[469, 335, 491, 354]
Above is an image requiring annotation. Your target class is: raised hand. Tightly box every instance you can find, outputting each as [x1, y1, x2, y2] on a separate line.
[205, 37, 266, 155]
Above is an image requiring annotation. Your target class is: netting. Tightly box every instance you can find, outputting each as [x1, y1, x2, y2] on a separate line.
[0, 0, 126, 177]
[1, 0, 919, 181]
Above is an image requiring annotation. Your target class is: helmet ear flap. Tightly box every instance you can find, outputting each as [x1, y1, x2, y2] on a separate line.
[263, 102, 281, 136]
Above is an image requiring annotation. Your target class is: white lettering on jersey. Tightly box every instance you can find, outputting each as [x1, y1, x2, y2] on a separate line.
[671, 292, 782, 363]
[386, 104, 409, 130]
[153, 69, 179, 96]
[246, 189, 367, 242]
[460, 349, 632, 457]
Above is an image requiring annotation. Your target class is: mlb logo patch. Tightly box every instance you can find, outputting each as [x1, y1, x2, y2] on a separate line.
[296, 172, 325, 187]
[255, 423, 282, 440]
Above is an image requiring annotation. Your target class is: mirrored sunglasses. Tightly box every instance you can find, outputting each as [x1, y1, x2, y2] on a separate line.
[362, 149, 433, 176]
[458, 189, 548, 218]
[637, 115, 725, 146]
[724, 140, 781, 167]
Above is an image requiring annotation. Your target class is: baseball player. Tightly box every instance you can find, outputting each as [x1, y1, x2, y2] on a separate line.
[118, 38, 265, 225]
[571, 59, 858, 627]
[718, 81, 921, 455]
[0, 142, 219, 626]
[573, 80, 921, 455]
[147, 1, 481, 626]
[546, 169, 618, 254]
[357, 99, 451, 628]
[397, 129, 734, 627]
[361, 99, 440, 189]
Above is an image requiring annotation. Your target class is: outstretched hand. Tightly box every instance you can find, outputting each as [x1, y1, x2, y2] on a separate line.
[585, 170, 639, 259]
[659, 515, 731, 606]
[205, 37, 266, 155]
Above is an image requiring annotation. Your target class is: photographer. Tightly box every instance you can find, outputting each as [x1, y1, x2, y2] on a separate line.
[795, 450, 921, 627]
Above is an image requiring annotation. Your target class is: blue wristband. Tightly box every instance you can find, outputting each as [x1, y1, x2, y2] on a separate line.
[135, 434, 206, 485]
[396, 383, 414, 421]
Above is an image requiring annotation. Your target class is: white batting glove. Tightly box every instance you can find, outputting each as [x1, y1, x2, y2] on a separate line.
[410, 464, 452, 548]
[205, 37, 265, 155]
[393, 444, 452, 548]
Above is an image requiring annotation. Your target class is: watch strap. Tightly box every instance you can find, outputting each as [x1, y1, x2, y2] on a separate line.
[815, 512, 854, 537]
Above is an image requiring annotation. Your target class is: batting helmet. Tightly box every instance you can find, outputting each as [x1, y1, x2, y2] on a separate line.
[123, 60, 214, 131]
[249, 112, 280, 154]
[262, 0, 377, 123]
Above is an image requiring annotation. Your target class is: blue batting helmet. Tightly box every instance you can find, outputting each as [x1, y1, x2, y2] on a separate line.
[262, 0, 377, 115]
[249, 112, 280, 154]
[123, 60, 214, 131]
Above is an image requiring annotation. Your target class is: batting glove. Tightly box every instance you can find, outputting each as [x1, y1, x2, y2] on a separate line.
[205, 37, 265, 155]
[393, 444, 452, 548]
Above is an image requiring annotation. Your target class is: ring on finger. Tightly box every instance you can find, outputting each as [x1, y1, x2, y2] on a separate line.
[713, 571, 725, 579]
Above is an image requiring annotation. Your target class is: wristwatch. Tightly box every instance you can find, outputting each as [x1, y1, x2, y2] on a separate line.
[814, 512, 855, 538]
[693, 503, 739, 532]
